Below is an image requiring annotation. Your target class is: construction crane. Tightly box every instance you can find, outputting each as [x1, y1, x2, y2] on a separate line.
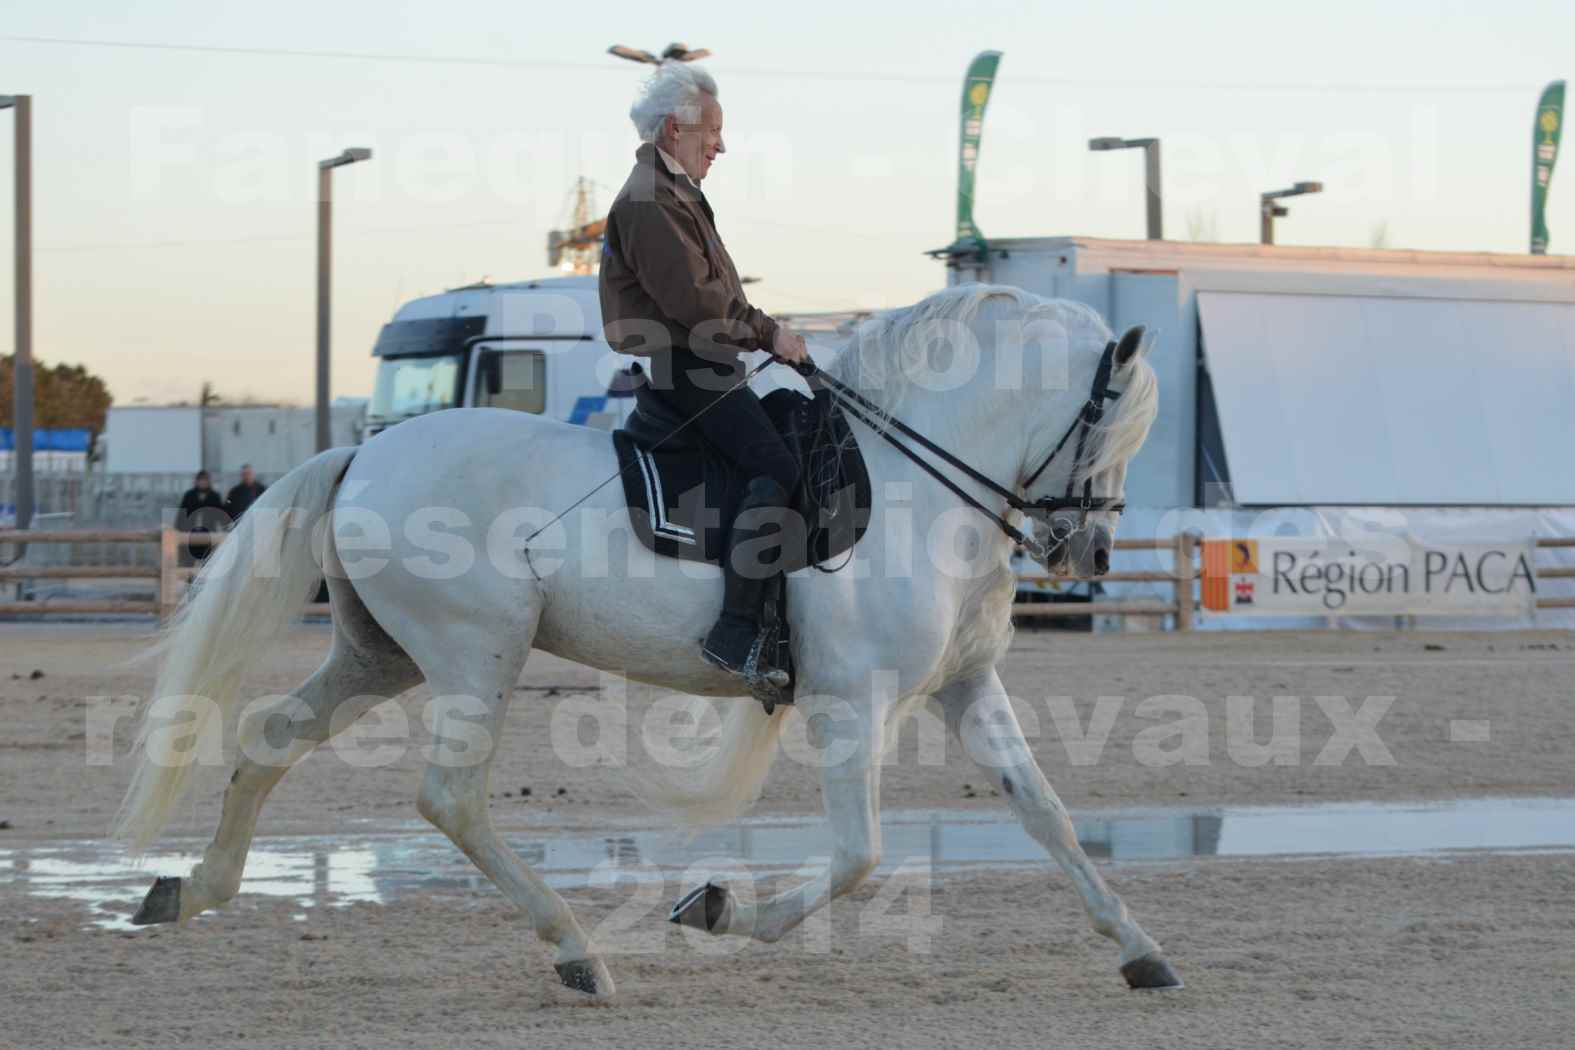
[546, 177, 606, 275]
[607, 42, 712, 66]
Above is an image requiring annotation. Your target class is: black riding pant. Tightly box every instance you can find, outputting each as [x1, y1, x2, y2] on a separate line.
[647, 349, 801, 495]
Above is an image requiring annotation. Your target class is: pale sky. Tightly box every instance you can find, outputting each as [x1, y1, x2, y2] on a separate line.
[0, 0, 1571, 405]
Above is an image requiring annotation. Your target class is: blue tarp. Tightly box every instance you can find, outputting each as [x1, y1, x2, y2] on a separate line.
[0, 427, 93, 452]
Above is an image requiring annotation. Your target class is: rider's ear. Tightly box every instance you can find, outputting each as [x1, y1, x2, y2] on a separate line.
[1114, 325, 1146, 367]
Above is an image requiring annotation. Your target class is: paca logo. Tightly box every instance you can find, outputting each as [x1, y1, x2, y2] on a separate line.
[1230, 540, 1258, 574]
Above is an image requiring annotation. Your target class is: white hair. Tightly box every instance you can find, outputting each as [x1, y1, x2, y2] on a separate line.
[629, 63, 719, 143]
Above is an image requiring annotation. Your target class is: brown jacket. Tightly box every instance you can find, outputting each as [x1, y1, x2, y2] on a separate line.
[599, 143, 778, 364]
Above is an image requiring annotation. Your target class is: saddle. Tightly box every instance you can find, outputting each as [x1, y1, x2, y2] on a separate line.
[611, 363, 873, 704]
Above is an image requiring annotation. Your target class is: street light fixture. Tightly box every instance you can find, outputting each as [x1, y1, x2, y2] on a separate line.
[1, 95, 32, 532]
[1260, 181, 1323, 245]
[316, 148, 373, 452]
[1089, 136, 1163, 240]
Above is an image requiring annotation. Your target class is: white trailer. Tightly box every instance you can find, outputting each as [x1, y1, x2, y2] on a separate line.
[103, 404, 364, 477]
[103, 407, 204, 475]
[944, 237, 1575, 515]
[942, 237, 1575, 627]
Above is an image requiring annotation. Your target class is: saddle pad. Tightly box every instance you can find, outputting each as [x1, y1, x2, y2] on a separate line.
[613, 386, 872, 572]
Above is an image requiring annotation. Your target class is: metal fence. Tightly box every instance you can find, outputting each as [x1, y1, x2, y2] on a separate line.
[2, 528, 1569, 626]
[2, 530, 1200, 625]
[0, 470, 272, 568]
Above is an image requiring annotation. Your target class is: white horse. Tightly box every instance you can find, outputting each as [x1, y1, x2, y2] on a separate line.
[115, 284, 1179, 999]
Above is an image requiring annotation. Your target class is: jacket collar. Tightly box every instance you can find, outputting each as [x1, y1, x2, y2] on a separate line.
[633, 141, 708, 209]
[655, 145, 691, 181]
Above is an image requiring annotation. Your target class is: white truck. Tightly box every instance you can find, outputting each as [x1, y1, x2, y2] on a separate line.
[365, 275, 638, 439]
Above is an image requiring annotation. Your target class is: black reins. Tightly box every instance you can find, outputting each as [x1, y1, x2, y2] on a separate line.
[794, 339, 1126, 559]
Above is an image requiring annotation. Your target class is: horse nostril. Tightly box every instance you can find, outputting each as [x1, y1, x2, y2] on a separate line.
[1093, 547, 1110, 576]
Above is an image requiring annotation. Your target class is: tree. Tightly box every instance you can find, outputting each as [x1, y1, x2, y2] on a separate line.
[0, 356, 114, 442]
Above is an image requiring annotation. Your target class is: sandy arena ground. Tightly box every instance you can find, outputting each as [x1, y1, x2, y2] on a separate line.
[2, 624, 1573, 1048]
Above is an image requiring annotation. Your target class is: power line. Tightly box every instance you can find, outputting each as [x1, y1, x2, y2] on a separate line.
[33, 207, 924, 256]
[0, 34, 613, 74]
[0, 34, 1547, 95]
[36, 214, 531, 255]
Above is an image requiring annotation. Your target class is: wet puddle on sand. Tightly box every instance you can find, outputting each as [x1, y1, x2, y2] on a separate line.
[5, 798, 1573, 930]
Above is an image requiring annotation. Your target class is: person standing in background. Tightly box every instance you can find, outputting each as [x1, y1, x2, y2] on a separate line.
[177, 470, 227, 564]
[224, 464, 267, 522]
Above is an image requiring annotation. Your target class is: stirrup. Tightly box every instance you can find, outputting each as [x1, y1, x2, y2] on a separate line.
[703, 628, 790, 713]
[740, 633, 791, 714]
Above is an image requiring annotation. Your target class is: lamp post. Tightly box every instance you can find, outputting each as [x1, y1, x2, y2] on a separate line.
[316, 148, 372, 452]
[1, 95, 31, 531]
[1089, 136, 1163, 240]
[1260, 181, 1323, 245]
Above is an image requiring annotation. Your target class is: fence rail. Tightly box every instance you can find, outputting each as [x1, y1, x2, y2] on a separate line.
[0, 528, 327, 620]
[0, 528, 1204, 628]
[1013, 533, 1196, 629]
[1534, 536, 1575, 611]
[0, 529, 1569, 628]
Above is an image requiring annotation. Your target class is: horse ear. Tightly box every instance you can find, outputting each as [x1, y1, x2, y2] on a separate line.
[1114, 325, 1146, 367]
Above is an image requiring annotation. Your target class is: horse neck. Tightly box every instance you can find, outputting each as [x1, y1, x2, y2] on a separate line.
[844, 359, 1026, 577]
[861, 345, 1087, 504]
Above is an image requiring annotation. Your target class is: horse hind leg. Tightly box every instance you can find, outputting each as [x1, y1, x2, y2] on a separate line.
[407, 615, 612, 1000]
[132, 575, 422, 925]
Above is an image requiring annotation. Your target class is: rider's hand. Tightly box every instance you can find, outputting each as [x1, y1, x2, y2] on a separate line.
[771, 325, 808, 365]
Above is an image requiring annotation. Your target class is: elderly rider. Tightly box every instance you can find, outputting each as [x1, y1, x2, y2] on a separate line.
[599, 64, 808, 680]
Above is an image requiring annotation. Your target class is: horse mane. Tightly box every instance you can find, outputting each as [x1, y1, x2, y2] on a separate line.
[822, 283, 1158, 486]
[1077, 344, 1158, 485]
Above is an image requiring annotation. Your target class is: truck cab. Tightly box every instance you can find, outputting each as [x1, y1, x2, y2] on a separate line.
[365, 275, 636, 439]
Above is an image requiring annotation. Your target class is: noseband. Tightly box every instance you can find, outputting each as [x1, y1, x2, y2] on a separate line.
[797, 339, 1125, 562]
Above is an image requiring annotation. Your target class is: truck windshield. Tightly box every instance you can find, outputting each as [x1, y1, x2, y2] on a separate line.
[369, 354, 463, 420]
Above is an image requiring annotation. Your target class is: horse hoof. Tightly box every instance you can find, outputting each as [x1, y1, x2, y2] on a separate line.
[131, 876, 182, 926]
[1121, 952, 1184, 990]
[669, 882, 733, 933]
[554, 957, 614, 1000]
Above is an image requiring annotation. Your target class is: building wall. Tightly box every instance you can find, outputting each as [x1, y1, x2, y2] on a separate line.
[104, 407, 202, 474]
[951, 237, 1575, 513]
[1107, 274, 1192, 511]
[103, 405, 363, 476]
[207, 406, 363, 476]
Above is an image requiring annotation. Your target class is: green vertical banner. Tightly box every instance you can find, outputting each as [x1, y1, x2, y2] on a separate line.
[1531, 80, 1564, 255]
[955, 51, 1002, 254]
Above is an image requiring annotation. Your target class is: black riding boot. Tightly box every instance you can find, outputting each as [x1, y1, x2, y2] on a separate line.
[702, 476, 792, 676]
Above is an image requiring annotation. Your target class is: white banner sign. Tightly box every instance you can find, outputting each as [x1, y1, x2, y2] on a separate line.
[1202, 537, 1539, 616]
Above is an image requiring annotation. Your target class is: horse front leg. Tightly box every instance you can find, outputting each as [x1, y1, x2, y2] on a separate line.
[937, 668, 1183, 990]
[671, 689, 883, 944]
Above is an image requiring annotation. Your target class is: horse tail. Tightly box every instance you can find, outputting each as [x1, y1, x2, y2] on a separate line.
[629, 697, 791, 827]
[113, 447, 358, 851]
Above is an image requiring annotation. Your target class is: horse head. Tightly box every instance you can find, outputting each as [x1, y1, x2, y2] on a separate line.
[1021, 322, 1159, 579]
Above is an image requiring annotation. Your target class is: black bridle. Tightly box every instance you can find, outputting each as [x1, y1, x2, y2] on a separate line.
[795, 338, 1126, 561]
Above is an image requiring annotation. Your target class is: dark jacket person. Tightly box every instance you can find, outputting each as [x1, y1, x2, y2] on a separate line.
[599, 63, 809, 680]
[178, 471, 227, 563]
[225, 464, 267, 522]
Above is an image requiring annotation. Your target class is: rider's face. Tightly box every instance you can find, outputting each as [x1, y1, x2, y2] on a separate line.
[666, 96, 725, 181]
